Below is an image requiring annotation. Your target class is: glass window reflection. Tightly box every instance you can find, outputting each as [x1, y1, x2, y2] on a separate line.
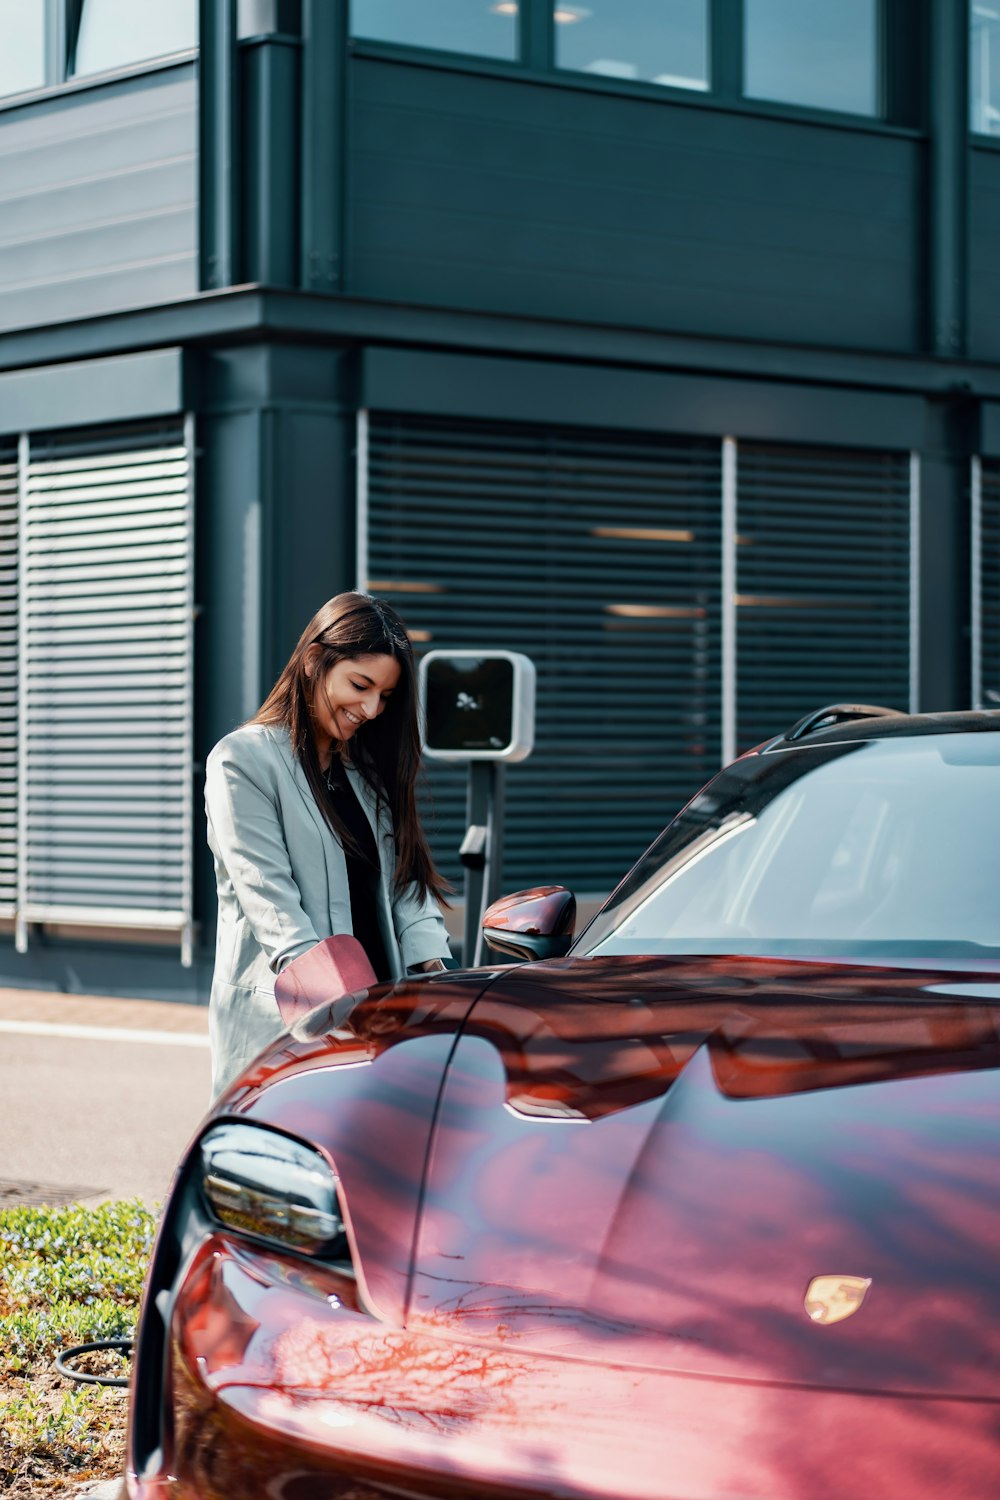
[0, 0, 46, 97]
[971, 4, 1000, 136]
[745, 0, 879, 117]
[350, 0, 518, 61]
[555, 0, 708, 92]
[73, 0, 197, 78]
[585, 737, 1000, 960]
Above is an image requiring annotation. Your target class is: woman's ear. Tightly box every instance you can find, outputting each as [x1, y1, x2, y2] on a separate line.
[303, 644, 320, 680]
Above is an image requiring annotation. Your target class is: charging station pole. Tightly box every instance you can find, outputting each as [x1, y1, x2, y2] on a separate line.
[419, 650, 535, 968]
[459, 761, 506, 967]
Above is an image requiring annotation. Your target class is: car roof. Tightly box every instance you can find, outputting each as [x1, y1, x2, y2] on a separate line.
[762, 707, 1000, 751]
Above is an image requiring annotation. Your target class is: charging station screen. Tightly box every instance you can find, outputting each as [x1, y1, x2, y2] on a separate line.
[424, 656, 516, 754]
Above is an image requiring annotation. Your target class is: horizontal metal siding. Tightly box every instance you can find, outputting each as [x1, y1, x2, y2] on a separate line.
[0, 70, 197, 333]
[969, 150, 1000, 361]
[0, 446, 16, 914]
[980, 458, 1000, 707]
[20, 424, 193, 932]
[735, 442, 912, 749]
[351, 58, 920, 353]
[367, 413, 722, 890]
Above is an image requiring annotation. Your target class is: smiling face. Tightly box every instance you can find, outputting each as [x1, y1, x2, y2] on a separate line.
[307, 650, 402, 763]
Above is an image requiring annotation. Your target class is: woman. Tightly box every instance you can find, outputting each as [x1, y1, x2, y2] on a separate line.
[205, 592, 452, 1096]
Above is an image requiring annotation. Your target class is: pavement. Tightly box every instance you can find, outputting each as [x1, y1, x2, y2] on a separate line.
[0, 986, 211, 1207]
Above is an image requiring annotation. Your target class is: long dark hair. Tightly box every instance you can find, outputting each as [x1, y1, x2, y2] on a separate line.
[250, 592, 449, 905]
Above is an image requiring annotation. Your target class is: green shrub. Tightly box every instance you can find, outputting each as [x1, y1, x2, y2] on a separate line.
[2, 1381, 122, 1469]
[0, 1198, 156, 1490]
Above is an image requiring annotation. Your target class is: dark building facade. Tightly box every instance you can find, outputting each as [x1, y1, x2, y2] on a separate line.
[0, 0, 997, 998]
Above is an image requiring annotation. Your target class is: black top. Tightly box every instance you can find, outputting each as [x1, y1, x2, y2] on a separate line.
[323, 764, 391, 983]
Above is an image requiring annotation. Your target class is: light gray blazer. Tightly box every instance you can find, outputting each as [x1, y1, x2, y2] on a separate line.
[205, 723, 451, 1095]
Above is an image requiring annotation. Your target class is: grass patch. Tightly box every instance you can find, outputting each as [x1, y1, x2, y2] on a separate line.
[0, 1199, 156, 1497]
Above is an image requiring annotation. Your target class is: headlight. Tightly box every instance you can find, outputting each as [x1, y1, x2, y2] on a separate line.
[200, 1123, 347, 1257]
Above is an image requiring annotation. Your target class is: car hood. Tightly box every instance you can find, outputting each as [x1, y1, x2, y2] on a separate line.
[409, 954, 1000, 1400]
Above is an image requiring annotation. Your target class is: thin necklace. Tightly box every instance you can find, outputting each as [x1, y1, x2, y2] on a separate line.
[324, 752, 347, 792]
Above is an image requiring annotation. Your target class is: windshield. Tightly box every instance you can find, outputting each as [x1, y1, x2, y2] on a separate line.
[580, 733, 1000, 961]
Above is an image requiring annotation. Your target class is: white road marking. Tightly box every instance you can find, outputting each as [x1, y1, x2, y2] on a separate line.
[0, 1018, 209, 1048]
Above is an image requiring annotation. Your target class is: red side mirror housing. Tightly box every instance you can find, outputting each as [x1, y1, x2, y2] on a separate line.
[482, 886, 576, 963]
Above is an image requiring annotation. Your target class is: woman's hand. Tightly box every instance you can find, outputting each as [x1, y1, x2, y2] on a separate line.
[411, 958, 447, 973]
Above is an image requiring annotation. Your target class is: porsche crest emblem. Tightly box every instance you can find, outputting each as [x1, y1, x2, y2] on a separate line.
[804, 1275, 872, 1325]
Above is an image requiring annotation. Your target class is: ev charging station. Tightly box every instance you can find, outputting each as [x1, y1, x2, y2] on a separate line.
[418, 650, 536, 966]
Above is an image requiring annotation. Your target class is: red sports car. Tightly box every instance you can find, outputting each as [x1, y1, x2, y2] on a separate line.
[127, 707, 1000, 1500]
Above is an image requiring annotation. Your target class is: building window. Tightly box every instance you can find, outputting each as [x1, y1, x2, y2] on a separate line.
[744, 0, 880, 116]
[365, 412, 916, 890]
[72, 0, 197, 78]
[348, 0, 896, 125]
[0, 444, 16, 915]
[973, 456, 1000, 707]
[0, 0, 46, 97]
[350, 0, 519, 62]
[733, 441, 913, 751]
[971, 4, 1000, 137]
[4, 419, 198, 965]
[554, 0, 709, 91]
[365, 411, 723, 892]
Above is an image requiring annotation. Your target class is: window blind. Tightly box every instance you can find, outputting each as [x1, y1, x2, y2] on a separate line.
[734, 442, 913, 751]
[366, 412, 723, 891]
[17, 421, 195, 961]
[978, 456, 1000, 708]
[0, 444, 17, 917]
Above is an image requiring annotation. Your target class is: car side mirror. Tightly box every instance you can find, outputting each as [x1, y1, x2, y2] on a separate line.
[482, 886, 576, 963]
